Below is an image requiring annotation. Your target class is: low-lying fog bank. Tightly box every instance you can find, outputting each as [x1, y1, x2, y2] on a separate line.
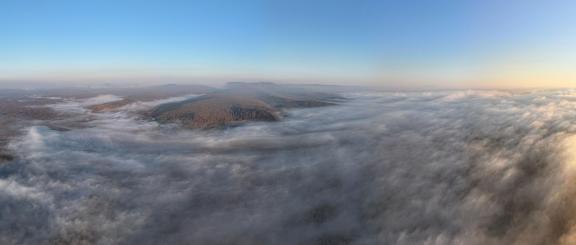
[3, 89, 576, 244]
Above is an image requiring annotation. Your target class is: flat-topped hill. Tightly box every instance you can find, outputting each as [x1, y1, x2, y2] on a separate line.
[147, 83, 344, 129]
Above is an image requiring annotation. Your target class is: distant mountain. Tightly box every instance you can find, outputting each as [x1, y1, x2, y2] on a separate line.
[148, 82, 344, 129]
[81, 82, 347, 128]
[87, 99, 136, 112]
[150, 94, 280, 129]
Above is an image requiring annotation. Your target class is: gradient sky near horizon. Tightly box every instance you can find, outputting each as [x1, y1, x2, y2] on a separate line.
[1, 0, 576, 88]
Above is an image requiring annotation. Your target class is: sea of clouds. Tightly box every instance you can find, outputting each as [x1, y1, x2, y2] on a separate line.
[3, 89, 576, 244]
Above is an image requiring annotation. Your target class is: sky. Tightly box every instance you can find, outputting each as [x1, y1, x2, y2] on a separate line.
[1, 0, 575, 88]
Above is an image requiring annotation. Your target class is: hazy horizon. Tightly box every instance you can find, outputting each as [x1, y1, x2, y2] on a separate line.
[2, 79, 573, 91]
[3, 0, 576, 89]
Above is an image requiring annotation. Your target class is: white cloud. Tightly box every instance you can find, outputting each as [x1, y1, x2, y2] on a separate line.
[3, 89, 576, 244]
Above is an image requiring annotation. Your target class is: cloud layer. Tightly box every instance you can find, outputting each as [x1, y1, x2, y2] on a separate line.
[4, 89, 576, 244]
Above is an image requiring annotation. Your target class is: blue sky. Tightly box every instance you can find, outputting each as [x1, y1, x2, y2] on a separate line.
[1, 0, 576, 88]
